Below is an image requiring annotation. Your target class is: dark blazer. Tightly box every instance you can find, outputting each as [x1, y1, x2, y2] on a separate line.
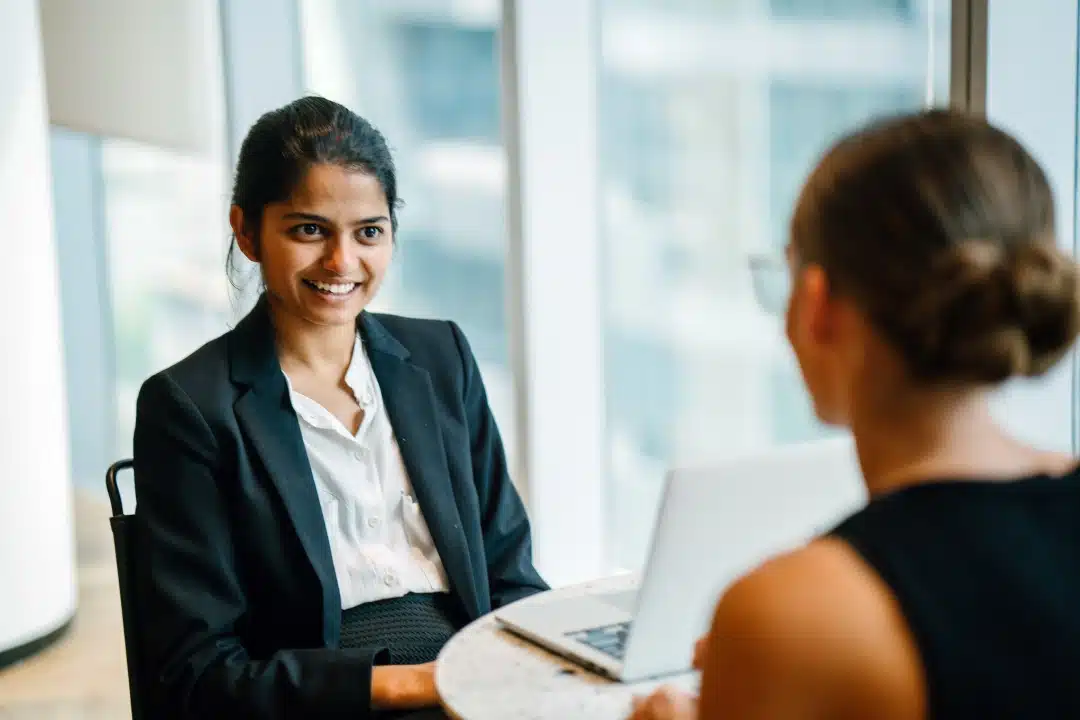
[133, 297, 548, 719]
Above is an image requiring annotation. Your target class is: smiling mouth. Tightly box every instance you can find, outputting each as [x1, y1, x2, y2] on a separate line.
[303, 278, 360, 296]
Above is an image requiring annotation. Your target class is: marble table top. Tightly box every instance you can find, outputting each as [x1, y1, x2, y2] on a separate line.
[435, 574, 699, 720]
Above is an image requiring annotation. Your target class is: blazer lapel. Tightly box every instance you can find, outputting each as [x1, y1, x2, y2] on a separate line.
[362, 314, 481, 619]
[229, 297, 341, 642]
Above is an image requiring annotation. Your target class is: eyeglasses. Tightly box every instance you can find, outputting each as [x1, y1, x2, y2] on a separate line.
[747, 252, 791, 317]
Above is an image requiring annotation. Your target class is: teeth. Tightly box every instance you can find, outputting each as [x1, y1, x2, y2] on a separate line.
[308, 280, 356, 295]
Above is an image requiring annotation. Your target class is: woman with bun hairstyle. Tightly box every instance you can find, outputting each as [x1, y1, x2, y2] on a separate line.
[630, 109, 1080, 719]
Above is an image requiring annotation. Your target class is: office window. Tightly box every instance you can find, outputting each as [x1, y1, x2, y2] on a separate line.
[983, 1, 1079, 454]
[101, 140, 231, 460]
[298, 0, 515, 461]
[769, 0, 914, 19]
[599, 0, 952, 569]
[396, 22, 501, 141]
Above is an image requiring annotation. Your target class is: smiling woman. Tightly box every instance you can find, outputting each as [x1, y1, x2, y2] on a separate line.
[132, 96, 547, 719]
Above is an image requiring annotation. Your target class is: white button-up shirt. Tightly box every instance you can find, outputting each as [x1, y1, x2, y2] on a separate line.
[284, 334, 450, 610]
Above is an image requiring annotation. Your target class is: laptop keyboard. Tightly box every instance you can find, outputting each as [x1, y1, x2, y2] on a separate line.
[565, 621, 630, 660]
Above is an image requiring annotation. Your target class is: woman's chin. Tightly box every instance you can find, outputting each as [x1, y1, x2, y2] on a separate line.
[270, 296, 363, 328]
[305, 304, 364, 327]
[813, 407, 848, 428]
[810, 400, 838, 426]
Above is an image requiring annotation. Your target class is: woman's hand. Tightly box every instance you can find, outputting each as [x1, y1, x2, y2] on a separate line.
[371, 662, 439, 710]
[628, 635, 705, 720]
[628, 686, 698, 720]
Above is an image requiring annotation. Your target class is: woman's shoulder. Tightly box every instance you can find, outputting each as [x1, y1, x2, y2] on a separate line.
[364, 312, 472, 367]
[366, 311, 458, 346]
[138, 330, 235, 418]
[698, 539, 925, 718]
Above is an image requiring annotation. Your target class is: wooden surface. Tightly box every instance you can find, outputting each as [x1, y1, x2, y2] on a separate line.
[435, 575, 698, 720]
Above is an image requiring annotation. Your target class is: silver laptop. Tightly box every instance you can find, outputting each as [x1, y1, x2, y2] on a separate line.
[495, 436, 866, 682]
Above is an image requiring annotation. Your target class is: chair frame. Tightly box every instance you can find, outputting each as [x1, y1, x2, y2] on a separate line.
[105, 459, 147, 720]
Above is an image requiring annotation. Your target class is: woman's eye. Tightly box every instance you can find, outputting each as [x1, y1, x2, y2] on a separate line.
[290, 223, 324, 239]
[359, 226, 383, 240]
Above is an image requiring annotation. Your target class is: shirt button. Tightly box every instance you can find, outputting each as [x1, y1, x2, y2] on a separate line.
[383, 572, 396, 587]
[353, 449, 366, 461]
[367, 516, 380, 528]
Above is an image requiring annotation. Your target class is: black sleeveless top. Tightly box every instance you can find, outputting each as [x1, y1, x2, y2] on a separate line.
[830, 470, 1080, 718]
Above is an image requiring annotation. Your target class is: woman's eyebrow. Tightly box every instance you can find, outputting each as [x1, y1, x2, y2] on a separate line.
[282, 211, 332, 223]
[281, 212, 389, 226]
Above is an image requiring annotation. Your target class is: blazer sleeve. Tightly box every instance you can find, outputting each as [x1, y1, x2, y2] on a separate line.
[447, 321, 549, 608]
[134, 372, 387, 719]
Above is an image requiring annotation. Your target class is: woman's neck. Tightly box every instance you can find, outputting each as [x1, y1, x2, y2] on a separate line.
[850, 387, 1049, 497]
[268, 301, 356, 379]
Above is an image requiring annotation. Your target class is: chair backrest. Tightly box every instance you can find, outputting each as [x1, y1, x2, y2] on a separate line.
[105, 459, 148, 720]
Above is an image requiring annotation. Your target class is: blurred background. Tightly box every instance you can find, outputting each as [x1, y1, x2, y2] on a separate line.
[2, 0, 1078, 716]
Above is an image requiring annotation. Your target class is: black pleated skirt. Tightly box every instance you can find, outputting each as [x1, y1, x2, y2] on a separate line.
[340, 591, 466, 665]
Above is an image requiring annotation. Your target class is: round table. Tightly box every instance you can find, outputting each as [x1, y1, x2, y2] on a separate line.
[436, 574, 699, 720]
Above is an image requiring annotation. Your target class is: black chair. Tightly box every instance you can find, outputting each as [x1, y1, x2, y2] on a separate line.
[106, 459, 148, 720]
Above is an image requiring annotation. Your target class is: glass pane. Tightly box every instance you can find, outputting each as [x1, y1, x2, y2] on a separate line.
[298, 0, 515, 461]
[93, 5, 228, 467]
[101, 140, 231, 461]
[600, 0, 952, 570]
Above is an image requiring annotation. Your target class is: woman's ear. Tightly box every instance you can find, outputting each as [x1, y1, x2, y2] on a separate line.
[229, 205, 259, 262]
[800, 264, 836, 346]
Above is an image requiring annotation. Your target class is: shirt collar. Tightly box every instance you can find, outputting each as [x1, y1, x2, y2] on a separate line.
[344, 333, 375, 408]
[284, 380, 328, 429]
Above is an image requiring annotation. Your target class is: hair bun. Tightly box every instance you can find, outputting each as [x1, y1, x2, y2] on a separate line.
[881, 239, 1080, 384]
[1010, 241, 1080, 374]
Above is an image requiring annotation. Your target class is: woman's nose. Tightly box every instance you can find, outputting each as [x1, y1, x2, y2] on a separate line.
[323, 240, 355, 275]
